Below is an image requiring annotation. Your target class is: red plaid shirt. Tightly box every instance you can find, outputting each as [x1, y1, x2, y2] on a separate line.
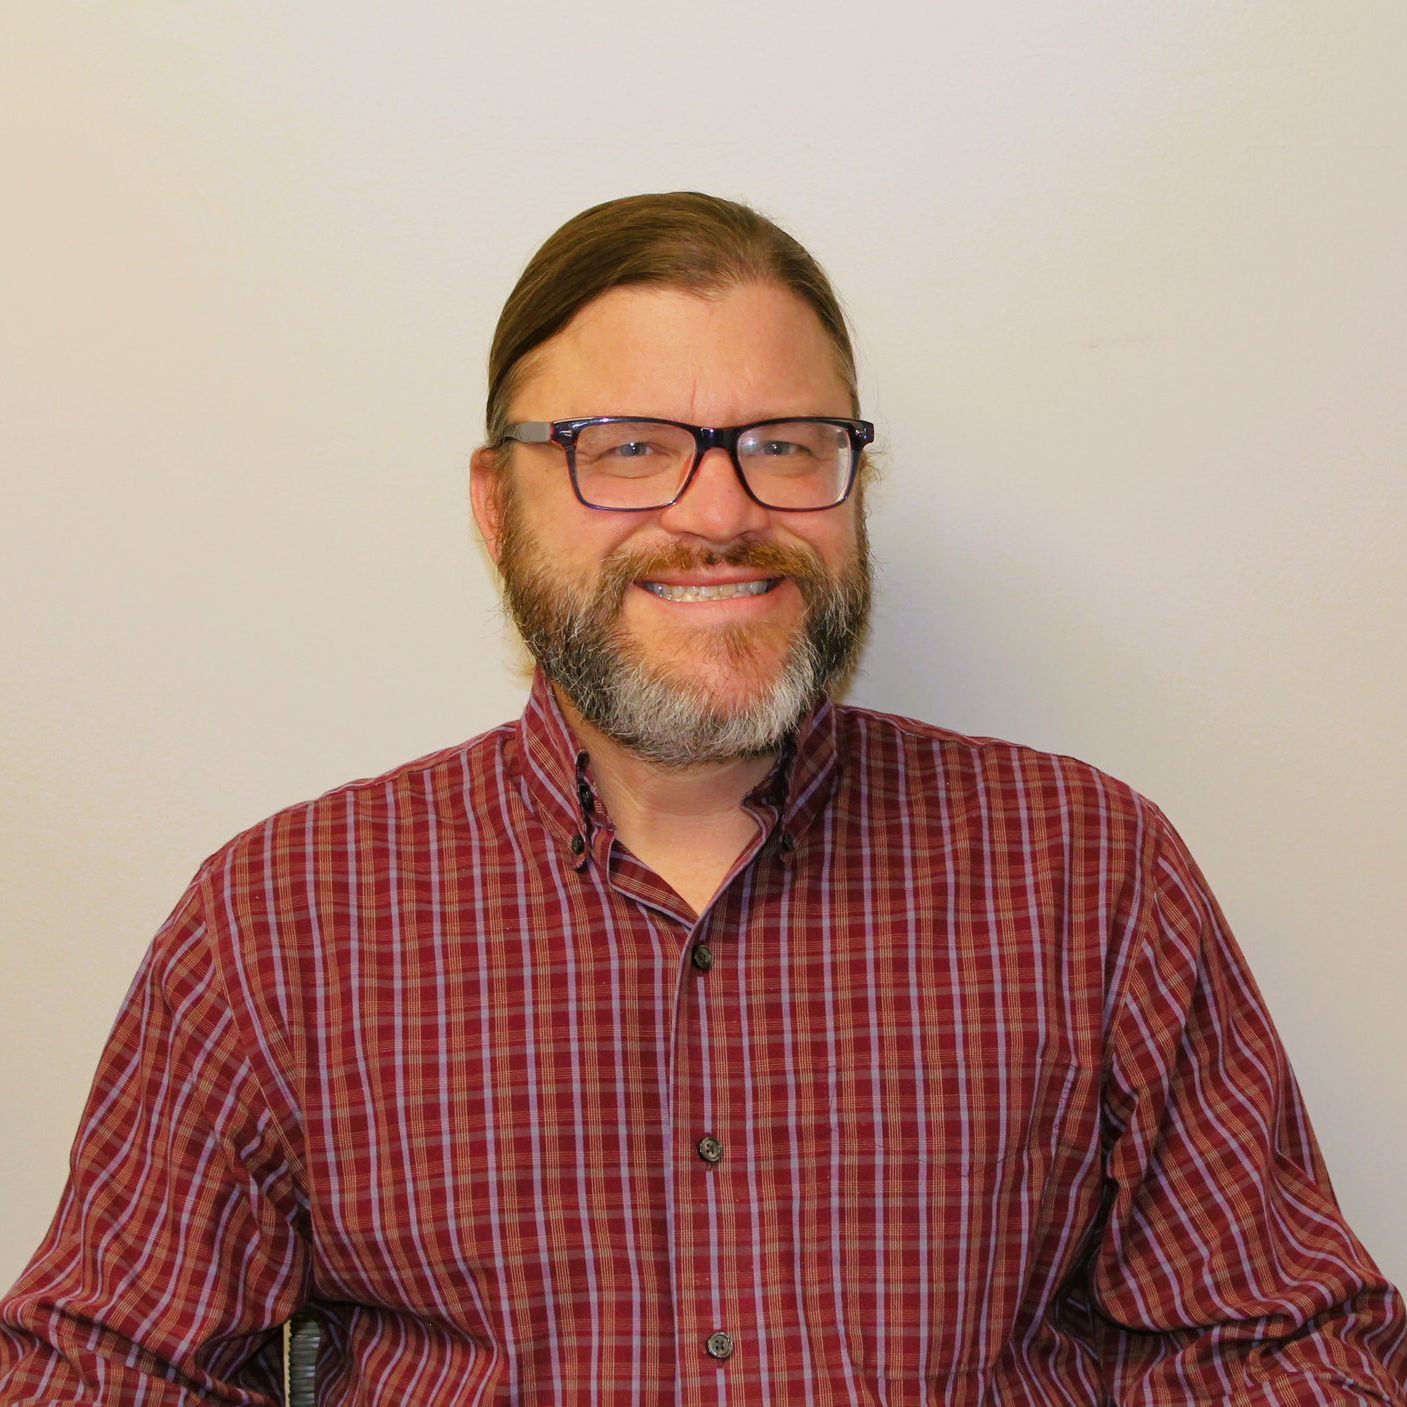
[3, 670, 1403, 1405]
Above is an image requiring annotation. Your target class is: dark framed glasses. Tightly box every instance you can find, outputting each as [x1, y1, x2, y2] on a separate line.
[500, 415, 874, 512]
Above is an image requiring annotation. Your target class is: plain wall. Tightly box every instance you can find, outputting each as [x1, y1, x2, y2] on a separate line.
[3, 3, 1404, 1293]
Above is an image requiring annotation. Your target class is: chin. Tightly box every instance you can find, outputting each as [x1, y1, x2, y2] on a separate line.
[638, 627, 794, 705]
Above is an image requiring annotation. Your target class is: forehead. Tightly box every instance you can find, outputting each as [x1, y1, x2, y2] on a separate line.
[510, 281, 852, 423]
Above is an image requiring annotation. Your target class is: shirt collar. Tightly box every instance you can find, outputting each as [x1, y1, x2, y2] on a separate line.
[514, 669, 595, 866]
[512, 667, 843, 867]
[770, 690, 841, 843]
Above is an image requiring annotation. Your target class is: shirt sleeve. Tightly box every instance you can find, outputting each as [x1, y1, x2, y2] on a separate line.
[0, 874, 310, 1406]
[1091, 804, 1407, 1405]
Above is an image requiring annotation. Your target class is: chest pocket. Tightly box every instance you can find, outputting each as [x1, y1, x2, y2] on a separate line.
[819, 1057, 1101, 1383]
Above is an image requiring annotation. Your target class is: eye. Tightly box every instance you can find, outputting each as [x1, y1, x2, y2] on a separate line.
[740, 422, 837, 463]
[577, 434, 686, 481]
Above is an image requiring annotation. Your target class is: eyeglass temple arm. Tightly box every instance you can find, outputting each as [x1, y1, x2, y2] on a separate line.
[503, 422, 554, 443]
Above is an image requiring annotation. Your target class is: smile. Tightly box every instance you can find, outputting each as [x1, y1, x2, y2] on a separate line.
[639, 579, 780, 603]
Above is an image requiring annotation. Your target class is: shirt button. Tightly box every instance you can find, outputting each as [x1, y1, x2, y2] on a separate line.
[569, 833, 586, 855]
[779, 831, 795, 854]
[696, 1134, 723, 1164]
[577, 780, 594, 814]
[691, 943, 714, 972]
[705, 1331, 734, 1360]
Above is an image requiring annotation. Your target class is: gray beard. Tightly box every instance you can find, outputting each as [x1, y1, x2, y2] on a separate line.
[496, 508, 872, 770]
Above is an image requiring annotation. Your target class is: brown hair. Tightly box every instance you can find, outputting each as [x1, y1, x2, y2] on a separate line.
[484, 192, 859, 446]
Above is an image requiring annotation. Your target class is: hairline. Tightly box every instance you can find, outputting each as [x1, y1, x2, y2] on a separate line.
[490, 276, 861, 453]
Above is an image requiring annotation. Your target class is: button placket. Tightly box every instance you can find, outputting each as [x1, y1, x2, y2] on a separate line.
[668, 903, 754, 1384]
[691, 912, 717, 975]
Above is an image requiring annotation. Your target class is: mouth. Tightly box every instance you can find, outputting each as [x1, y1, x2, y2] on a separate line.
[637, 578, 782, 603]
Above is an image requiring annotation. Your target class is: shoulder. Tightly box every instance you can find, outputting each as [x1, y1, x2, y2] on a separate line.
[831, 700, 1159, 838]
[188, 720, 521, 914]
[163, 721, 520, 1050]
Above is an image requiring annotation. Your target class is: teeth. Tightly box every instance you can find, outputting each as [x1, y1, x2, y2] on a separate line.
[643, 579, 775, 602]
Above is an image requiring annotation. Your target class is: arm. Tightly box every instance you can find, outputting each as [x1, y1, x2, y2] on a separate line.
[0, 878, 309, 1406]
[1090, 805, 1406, 1405]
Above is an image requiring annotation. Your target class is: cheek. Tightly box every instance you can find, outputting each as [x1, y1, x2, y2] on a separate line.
[508, 496, 634, 572]
[787, 516, 859, 572]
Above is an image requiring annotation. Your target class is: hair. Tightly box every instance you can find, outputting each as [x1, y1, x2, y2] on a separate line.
[484, 191, 859, 447]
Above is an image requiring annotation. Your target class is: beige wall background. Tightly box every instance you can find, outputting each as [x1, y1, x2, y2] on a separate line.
[3, 4, 1404, 1293]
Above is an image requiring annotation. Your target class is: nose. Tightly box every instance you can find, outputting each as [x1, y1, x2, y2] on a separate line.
[655, 446, 771, 544]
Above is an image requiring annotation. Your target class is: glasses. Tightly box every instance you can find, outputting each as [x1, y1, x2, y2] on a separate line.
[500, 415, 874, 512]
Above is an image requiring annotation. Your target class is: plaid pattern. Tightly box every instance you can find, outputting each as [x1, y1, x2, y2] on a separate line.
[2, 669, 1403, 1405]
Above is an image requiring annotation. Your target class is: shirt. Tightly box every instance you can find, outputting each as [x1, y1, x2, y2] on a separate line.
[2, 669, 1403, 1406]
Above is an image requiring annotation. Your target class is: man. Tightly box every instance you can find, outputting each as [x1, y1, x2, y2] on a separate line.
[1, 192, 1402, 1405]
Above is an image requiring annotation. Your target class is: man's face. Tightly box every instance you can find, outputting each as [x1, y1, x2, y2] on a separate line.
[472, 280, 871, 767]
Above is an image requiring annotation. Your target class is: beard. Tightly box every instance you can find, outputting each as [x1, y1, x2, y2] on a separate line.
[494, 486, 872, 770]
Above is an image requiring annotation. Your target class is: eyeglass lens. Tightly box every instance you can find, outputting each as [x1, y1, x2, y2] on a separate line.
[571, 421, 854, 510]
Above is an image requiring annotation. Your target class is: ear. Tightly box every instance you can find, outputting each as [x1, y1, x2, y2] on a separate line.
[470, 445, 508, 566]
